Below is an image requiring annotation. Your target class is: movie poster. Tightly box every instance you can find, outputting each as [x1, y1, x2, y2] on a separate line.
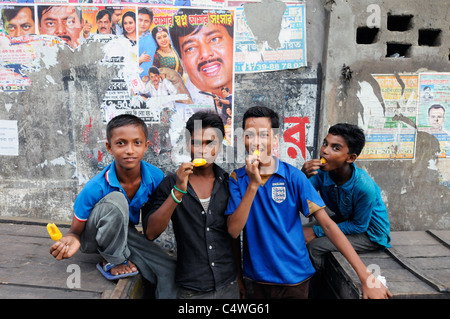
[359, 74, 418, 160]
[0, 4, 235, 149]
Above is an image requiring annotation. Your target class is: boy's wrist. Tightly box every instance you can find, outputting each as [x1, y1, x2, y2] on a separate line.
[247, 182, 260, 191]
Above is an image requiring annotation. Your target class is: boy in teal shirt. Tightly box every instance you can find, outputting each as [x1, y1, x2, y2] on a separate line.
[302, 123, 391, 270]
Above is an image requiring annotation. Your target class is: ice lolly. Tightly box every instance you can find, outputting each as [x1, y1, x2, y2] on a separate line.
[193, 158, 207, 167]
[47, 223, 62, 241]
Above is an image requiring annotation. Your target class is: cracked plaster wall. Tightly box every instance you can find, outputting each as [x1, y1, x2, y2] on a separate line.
[322, 0, 450, 230]
[1, 0, 447, 232]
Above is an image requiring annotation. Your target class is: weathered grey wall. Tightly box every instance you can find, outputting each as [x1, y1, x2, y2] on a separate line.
[0, 1, 327, 224]
[1, 0, 448, 233]
[321, 0, 450, 230]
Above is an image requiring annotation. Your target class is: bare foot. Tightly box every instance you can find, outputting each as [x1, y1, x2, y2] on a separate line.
[105, 260, 137, 276]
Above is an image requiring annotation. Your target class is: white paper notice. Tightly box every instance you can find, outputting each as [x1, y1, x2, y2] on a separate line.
[0, 120, 19, 156]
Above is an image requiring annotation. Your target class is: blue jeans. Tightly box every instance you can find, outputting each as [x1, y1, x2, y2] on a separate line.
[80, 191, 178, 298]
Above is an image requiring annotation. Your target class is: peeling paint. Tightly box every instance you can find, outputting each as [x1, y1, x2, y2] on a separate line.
[356, 81, 385, 131]
[243, 0, 287, 49]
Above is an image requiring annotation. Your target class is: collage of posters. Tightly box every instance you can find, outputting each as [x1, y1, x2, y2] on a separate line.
[0, 3, 236, 147]
[359, 72, 450, 160]
[0, 1, 307, 150]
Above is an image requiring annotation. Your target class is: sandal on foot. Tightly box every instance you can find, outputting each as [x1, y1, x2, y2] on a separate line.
[96, 260, 139, 280]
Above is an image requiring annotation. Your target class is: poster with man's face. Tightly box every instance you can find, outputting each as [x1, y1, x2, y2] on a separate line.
[0, 5, 235, 151]
[135, 7, 235, 148]
[417, 73, 450, 158]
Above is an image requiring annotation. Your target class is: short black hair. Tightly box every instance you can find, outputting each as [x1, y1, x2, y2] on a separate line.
[185, 111, 225, 142]
[328, 123, 365, 156]
[242, 106, 280, 130]
[428, 104, 445, 115]
[138, 7, 153, 22]
[38, 6, 82, 25]
[96, 9, 111, 22]
[148, 66, 159, 76]
[106, 114, 148, 144]
[3, 6, 35, 25]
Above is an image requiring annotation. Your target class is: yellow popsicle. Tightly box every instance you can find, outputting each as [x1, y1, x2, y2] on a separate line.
[320, 157, 327, 164]
[253, 150, 260, 156]
[193, 158, 207, 167]
[47, 223, 62, 241]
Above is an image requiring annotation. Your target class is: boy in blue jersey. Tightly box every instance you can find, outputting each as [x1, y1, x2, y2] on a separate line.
[301, 123, 391, 270]
[226, 106, 392, 299]
[49, 114, 177, 298]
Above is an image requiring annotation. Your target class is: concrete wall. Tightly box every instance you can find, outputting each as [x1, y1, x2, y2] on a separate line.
[0, 0, 449, 232]
[321, 0, 450, 230]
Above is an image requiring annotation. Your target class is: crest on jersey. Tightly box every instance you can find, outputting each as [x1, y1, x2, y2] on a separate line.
[272, 186, 286, 203]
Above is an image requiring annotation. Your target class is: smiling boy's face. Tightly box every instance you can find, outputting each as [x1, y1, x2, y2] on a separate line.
[106, 124, 149, 171]
[244, 117, 278, 165]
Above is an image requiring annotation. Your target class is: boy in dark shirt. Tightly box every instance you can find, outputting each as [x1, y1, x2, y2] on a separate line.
[143, 112, 244, 299]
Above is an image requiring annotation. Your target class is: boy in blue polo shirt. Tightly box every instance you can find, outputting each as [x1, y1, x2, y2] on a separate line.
[49, 114, 177, 298]
[301, 123, 391, 270]
[226, 106, 391, 299]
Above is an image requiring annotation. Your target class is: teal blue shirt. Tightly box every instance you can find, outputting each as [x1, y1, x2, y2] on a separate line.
[309, 163, 391, 248]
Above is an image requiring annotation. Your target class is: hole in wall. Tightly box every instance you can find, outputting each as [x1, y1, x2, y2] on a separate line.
[387, 14, 414, 31]
[356, 27, 379, 44]
[418, 29, 442, 46]
[386, 43, 412, 58]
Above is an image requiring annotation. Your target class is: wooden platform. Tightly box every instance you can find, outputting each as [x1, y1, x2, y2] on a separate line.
[0, 221, 143, 299]
[324, 230, 450, 299]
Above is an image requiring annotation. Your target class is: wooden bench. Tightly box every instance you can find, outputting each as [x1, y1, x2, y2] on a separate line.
[0, 220, 142, 298]
[322, 230, 450, 299]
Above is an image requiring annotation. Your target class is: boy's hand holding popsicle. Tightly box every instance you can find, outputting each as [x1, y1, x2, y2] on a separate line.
[301, 157, 327, 178]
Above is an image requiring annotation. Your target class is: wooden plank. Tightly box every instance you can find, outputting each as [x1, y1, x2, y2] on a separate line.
[0, 283, 103, 299]
[390, 231, 439, 246]
[386, 247, 449, 292]
[427, 230, 450, 249]
[0, 223, 118, 298]
[391, 244, 450, 258]
[321, 231, 450, 299]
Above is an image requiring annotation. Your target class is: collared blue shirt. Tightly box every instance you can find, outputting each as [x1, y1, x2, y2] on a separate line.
[225, 158, 325, 285]
[309, 163, 391, 248]
[74, 160, 164, 225]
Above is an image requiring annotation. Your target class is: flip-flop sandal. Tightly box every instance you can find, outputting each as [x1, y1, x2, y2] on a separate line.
[96, 260, 139, 281]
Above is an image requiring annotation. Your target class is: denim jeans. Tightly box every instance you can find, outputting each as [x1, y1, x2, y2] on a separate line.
[80, 191, 178, 298]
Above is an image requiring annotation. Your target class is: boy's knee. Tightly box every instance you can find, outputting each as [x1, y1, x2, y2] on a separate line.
[93, 191, 129, 221]
[103, 191, 128, 209]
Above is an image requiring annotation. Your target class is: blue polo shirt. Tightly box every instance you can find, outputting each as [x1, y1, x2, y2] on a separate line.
[74, 161, 164, 226]
[309, 163, 391, 248]
[225, 158, 325, 285]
